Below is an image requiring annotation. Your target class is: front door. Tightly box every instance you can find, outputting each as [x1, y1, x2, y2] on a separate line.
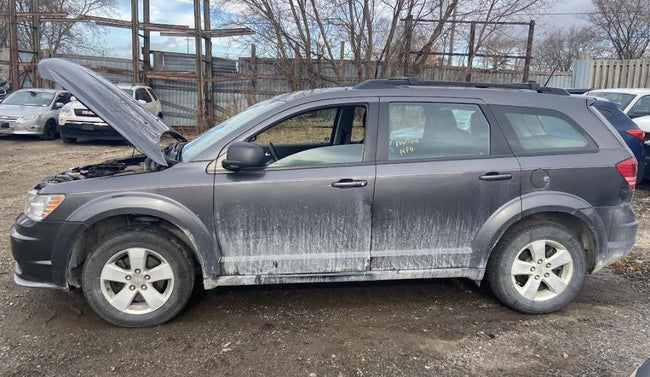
[214, 99, 378, 276]
[371, 98, 521, 272]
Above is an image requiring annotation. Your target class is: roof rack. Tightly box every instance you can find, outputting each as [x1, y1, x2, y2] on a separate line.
[353, 77, 569, 95]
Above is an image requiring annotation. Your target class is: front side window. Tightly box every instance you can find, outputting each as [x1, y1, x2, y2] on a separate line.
[135, 88, 152, 103]
[628, 95, 650, 118]
[249, 105, 366, 168]
[492, 105, 595, 153]
[388, 102, 490, 160]
[147, 88, 159, 101]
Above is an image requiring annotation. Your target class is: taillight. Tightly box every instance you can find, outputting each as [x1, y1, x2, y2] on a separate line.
[625, 129, 645, 141]
[616, 157, 637, 189]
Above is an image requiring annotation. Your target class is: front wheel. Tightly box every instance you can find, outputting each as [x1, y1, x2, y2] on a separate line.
[82, 229, 195, 327]
[487, 223, 586, 314]
[40, 119, 58, 140]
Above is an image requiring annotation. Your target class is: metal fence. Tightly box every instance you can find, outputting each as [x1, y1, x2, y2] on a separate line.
[24, 51, 576, 129]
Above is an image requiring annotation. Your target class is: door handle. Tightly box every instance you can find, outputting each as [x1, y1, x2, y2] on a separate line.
[331, 179, 368, 188]
[479, 172, 513, 181]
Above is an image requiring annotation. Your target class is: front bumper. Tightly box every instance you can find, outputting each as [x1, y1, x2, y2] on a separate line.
[60, 121, 123, 140]
[11, 214, 85, 289]
[0, 119, 42, 135]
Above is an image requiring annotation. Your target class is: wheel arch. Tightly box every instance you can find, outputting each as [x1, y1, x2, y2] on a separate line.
[63, 192, 219, 289]
[473, 191, 605, 274]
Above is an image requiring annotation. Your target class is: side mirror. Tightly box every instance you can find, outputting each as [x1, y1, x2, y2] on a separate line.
[53, 102, 64, 109]
[137, 99, 147, 105]
[222, 142, 266, 171]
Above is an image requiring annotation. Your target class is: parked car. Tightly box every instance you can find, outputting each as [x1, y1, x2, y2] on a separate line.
[586, 88, 650, 119]
[590, 99, 646, 182]
[0, 80, 11, 101]
[0, 88, 71, 140]
[12, 59, 638, 327]
[59, 84, 163, 143]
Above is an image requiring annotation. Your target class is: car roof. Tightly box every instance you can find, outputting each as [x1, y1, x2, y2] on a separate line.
[589, 88, 650, 95]
[14, 88, 64, 94]
[116, 83, 151, 89]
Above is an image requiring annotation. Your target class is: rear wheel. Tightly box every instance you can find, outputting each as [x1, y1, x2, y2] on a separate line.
[487, 223, 586, 314]
[40, 119, 58, 140]
[82, 229, 195, 327]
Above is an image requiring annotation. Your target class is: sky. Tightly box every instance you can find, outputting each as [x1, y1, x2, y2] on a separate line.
[94, 0, 596, 59]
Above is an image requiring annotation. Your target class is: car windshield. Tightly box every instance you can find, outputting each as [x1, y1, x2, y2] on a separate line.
[589, 92, 637, 109]
[2, 90, 54, 106]
[121, 88, 134, 96]
[181, 98, 285, 161]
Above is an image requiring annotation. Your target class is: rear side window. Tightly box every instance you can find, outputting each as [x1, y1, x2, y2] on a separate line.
[492, 105, 596, 154]
[387, 102, 490, 160]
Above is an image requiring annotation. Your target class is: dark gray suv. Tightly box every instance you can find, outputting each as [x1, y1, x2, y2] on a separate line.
[11, 59, 638, 327]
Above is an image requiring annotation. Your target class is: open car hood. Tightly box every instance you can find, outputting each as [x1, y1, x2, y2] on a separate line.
[39, 58, 184, 166]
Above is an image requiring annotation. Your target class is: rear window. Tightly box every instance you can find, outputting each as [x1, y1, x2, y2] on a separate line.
[589, 92, 636, 109]
[491, 105, 597, 154]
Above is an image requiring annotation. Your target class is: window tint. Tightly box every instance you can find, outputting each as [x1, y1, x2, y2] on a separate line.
[135, 88, 152, 103]
[388, 102, 490, 160]
[250, 105, 366, 167]
[492, 105, 595, 153]
[628, 96, 650, 118]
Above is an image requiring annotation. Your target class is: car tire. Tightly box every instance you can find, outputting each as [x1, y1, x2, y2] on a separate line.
[61, 136, 77, 143]
[82, 228, 195, 327]
[158, 112, 164, 120]
[40, 119, 58, 140]
[487, 222, 586, 314]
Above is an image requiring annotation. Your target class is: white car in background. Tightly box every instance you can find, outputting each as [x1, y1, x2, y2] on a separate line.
[586, 88, 650, 121]
[58, 84, 163, 143]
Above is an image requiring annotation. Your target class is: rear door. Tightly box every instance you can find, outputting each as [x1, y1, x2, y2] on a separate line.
[370, 97, 521, 272]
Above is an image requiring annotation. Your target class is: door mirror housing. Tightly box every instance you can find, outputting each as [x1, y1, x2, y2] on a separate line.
[53, 102, 64, 109]
[137, 99, 147, 105]
[222, 142, 266, 171]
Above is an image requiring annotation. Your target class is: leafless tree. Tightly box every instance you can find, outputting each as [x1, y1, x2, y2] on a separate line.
[589, 0, 650, 59]
[533, 26, 606, 71]
[15, 0, 117, 55]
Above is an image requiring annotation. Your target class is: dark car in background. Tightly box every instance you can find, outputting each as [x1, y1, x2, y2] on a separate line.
[591, 99, 646, 181]
[10, 59, 638, 327]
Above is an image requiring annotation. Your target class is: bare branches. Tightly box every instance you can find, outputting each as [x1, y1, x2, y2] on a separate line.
[589, 0, 650, 59]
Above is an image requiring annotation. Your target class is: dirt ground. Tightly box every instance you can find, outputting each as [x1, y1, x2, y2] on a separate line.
[0, 135, 649, 377]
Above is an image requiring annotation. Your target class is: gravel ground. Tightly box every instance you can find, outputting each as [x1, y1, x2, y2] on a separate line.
[0, 135, 649, 377]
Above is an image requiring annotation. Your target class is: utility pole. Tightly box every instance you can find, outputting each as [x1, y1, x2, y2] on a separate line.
[9, 0, 19, 89]
[447, 3, 457, 66]
[403, 14, 413, 76]
[193, 0, 204, 129]
[31, 0, 41, 87]
[523, 20, 535, 83]
[142, 0, 150, 85]
[130, 0, 140, 83]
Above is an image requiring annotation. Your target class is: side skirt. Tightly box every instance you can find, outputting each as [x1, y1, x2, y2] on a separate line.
[203, 268, 485, 289]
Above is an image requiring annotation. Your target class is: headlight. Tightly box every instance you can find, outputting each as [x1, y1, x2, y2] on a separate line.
[24, 190, 65, 221]
[17, 113, 40, 123]
[60, 105, 74, 116]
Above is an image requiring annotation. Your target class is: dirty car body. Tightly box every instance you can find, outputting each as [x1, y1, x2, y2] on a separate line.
[11, 59, 638, 327]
